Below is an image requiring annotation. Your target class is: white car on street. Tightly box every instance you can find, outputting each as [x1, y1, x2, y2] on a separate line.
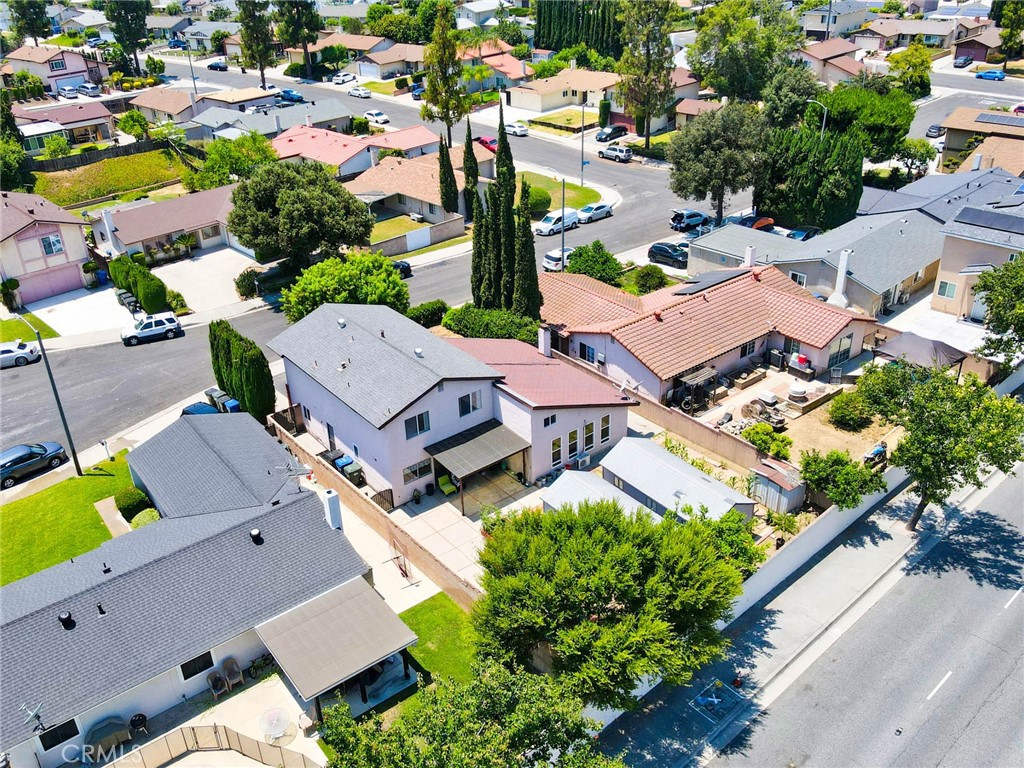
[0, 340, 40, 368]
[364, 109, 389, 124]
[333, 72, 356, 85]
[579, 202, 612, 223]
[349, 86, 371, 98]
[121, 313, 182, 347]
[258, 83, 279, 93]
[506, 121, 528, 136]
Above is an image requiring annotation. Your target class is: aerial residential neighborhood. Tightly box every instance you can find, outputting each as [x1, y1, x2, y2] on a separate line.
[1, 0, 1023, 766]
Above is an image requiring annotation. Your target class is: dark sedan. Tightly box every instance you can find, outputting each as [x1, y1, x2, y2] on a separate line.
[647, 242, 688, 268]
[787, 225, 822, 242]
[206, 60, 228, 71]
[595, 124, 627, 142]
[1, 442, 67, 489]
[392, 260, 413, 279]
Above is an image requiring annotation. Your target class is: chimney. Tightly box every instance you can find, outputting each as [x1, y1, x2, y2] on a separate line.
[305, 113, 312, 127]
[537, 326, 551, 357]
[249, 528, 263, 545]
[971, 153, 982, 171]
[827, 249, 853, 308]
[323, 488, 343, 530]
[744, 245, 756, 268]
[274, 113, 283, 136]
[101, 207, 116, 242]
[188, 90, 196, 108]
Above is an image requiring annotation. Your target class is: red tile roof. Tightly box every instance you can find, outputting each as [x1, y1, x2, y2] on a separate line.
[272, 125, 370, 167]
[447, 338, 636, 410]
[484, 52, 533, 80]
[541, 267, 873, 380]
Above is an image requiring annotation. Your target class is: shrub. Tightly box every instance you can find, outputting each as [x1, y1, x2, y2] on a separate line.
[527, 185, 551, 213]
[566, 240, 621, 284]
[130, 508, 161, 529]
[741, 422, 793, 459]
[986, 52, 1006, 64]
[411, 70, 426, 84]
[115, 486, 152, 521]
[442, 304, 539, 343]
[78, 144, 99, 153]
[235, 268, 260, 298]
[598, 99, 611, 128]
[407, 299, 450, 328]
[135, 272, 168, 314]
[828, 390, 874, 431]
[512, 43, 530, 60]
[284, 62, 304, 77]
[395, 76, 408, 90]
[351, 116, 370, 135]
[635, 264, 669, 294]
[167, 289, 188, 312]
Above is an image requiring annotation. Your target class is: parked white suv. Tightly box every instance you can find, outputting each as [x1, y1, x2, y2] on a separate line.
[533, 208, 578, 236]
[597, 145, 632, 163]
[121, 312, 182, 346]
[542, 247, 575, 272]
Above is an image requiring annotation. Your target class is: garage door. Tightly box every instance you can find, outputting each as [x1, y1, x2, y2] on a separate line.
[18, 264, 84, 304]
[54, 74, 86, 90]
[357, 62, 378, 78]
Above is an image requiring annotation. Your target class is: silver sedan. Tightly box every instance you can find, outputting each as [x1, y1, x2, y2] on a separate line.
[0, 339, 40, 368]
[579, 203, 613, 223]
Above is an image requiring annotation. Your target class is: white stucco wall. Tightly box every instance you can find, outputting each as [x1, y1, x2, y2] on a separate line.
[565, 332, 664, 400]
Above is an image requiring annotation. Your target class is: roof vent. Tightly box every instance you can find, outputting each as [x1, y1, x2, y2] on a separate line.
[654, 310, 662, 321]
[380, 330, 386, 338]
[58, 611, 75, 630]
[337, 317, 346, 328]
[249, 528, 263, 545]
[101, 562, 111, 574]
[414, 348, 424, 357]
[97, 603, 106, 616]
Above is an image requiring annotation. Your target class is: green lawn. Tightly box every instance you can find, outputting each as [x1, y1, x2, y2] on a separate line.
[402, 231, 473, 258]
[0, 452, 133, 586]
[364, 80, 398, 96]
[31, 150, 189, 207]
[0, 313, 59, 342]
[517, 171, 601, 213]
[400, 592, 477, 684]
[46, 33, 85, 47]
[530, 107, 599, 130]
[371, 215, 429, 244]
[69, 183, 187, 218]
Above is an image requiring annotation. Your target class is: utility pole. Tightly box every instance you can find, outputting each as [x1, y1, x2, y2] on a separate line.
[580, 103, 586, 188]
[18, 316, 82, 476]
[824, 0, 834, 40]
[560, 177, 567, 268]
[185, 43, 198, 95]
[807, 98, 829, 141]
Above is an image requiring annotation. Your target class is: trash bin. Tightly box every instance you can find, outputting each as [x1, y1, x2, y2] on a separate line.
[97, 269, 109, 286]
[425, 482, 435, 496]
[223, 398, 241, 413]
[205, 387, 226, 408]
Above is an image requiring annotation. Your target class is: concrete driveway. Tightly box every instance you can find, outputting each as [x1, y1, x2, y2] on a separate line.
[153, 246, 256, 313]
[26, 285, 130, 335]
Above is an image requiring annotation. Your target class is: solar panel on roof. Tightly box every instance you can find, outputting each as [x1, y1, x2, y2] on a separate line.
[673, 270, 747, 296]
[1015, 183, 1024, 196]
[954, 206, 1024, 236]
[975, 113, 1024, 128]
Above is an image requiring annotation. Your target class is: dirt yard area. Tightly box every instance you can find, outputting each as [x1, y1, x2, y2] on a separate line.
[784, 405, 900, 460]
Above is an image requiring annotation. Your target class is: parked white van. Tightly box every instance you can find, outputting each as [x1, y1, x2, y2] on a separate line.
[534, 208, 578, 236]
[542, 246, 576, 272]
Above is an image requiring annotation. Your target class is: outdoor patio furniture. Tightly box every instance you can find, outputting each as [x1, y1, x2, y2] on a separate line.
[85, 715, 131, 758]
[129, 713, 148, 736]
[207, 671, 228, 701]
[437, 475, 457, 496]
[298, 712, 315, 737]
[222, 656, 244, 691]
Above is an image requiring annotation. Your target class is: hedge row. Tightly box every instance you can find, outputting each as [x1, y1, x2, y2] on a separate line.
[442, 304, 539, 344]
[8, 84, 45, 101]
[108, 256, 169, 314]
[115, 486, 152, 522]
[209, 319, 275, 424]
[407, 299, 449, 328]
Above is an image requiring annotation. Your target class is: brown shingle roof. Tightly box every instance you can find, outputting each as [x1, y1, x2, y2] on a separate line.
[200, 87, 273, 105]
[288, 32, 385, 54]
[109, 185, 236, 245]
[344, 155, 466, 207]
[670, 67, 698, 88]
[957, 135, 1024, 176]
[942, 107, 1024, 138]
[12, 101, 112, 126]
[362, 43, 426, 66]
[675, 98, 722, 117]
[800, 37, 859, 61]
[827, 56, 865, 76]
[541, 268, 872, 380]
[0, 191, 82, 241]
[858, 18, 954, 38]
[512, 68, 619, 96]
[129, 87, 195, 116]
[6, 45, 61, 63]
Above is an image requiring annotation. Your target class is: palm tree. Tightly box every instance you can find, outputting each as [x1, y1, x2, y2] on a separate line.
[175, 232, 197, 257]
[462, 63, 494, 103]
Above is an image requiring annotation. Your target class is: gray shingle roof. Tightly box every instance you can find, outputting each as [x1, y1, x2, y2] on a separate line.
[690, 224, 806, 262]
[189, 100, 353, 135]
[542, 470, 659, 521]
[940, 196, 1024, 250]
[269, 304, 501, 429]
[0, 492, 367, 747]
[600, 438, 755, 520]
[128, 414, 302, 518]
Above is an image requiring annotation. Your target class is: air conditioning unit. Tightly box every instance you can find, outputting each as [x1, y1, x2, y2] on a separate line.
[409, 212, 425, 223]
[576, 453, 591, 469]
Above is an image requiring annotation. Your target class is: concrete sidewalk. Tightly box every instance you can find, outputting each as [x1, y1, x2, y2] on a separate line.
[598, 483, 979, 767]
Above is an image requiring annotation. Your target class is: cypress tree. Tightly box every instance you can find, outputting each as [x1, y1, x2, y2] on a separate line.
[470, 191, 487, 305]
[511, 178, 542, 319]
[481, 182, 505, 309]
[236, 337, 276, 423]
[495, 104, 517, 309]
[462, 121, 480, 219]
[209, 320, 233, 392]
[438, 138, 460, 214]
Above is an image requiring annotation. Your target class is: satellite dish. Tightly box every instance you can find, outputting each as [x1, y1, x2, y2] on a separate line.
[20, 702, 44, 730]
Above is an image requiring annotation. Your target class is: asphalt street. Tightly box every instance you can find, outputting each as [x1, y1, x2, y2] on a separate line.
[709, 470, 1024, 768]
[910, 89, 1021, 139]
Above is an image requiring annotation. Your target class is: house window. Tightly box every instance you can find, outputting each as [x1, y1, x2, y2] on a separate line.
[937, 281, 956, 299]
[740, 340, 756, 357]
[403, 458, 431, 484]
[353, 444, 359, 456]
[40, 234, 64, 255]
[48, 59, 67, 71]
[459, 390, 482, 417]
[568, 428, 579, 460]
[600, 414, 610, 443]
[397, 193, 407, 205]
[180, 650, 214, 681]
[578, 342, 596, 364]
[584, 421, 594, 451]
[301, 405, 310, 421]
[562, 90, 568, 97]
[827, 333, 854, 368]
[543, 414, 557, 428]
[38, 719, 79, 752]
[914, 268, 925, 282]
[551, 436, 562, 467]
[611, 475, 623, 490]
[404, 411, 430, 439]
[428, 203, 438, 215]
[571, 89, 578, 97]
[789, 271, 807, 287]
[783, 337, 801, 355]
[1009, 253, 1019, 262]
[201, 224, 221, 239]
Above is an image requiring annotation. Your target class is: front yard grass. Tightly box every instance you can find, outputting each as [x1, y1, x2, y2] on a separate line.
[46, 33, 84, 47]
[30, 150, 189, 207]
[516, 171, 601, 213]
[529, 107, 599, 130]
[363, 80, 398, 96]
[402, 231, 472, 258]
[401, 592, 477, 684]
[0, 313, 59, 342]
[0, 452, 132, 586]
[370, 215, 429, 244]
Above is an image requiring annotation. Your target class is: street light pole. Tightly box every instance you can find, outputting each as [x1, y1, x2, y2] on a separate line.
[560, 177, 566, 260]
[185, 43, 198, 95]
[580, 103, 585, 188]
[807, 98, 828, 142]
[17, 317, 82, 476]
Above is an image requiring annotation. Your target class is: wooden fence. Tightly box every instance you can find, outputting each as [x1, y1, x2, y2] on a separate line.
[29, 139, 166, 172]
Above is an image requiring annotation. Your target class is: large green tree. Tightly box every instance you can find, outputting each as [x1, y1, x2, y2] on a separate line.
[974, 256, 1024, 366]
[228, 163, 373, 265]
[511, 177, 541, 320]
[320, 662, 626, 768]
[470, 190, 487, 306]
[275, 0, 320, 81]
[566, 239, 622, 285]
[887, 42, 931, 99]
[668, 103, 764, 224]
[239, 0, 275, 89]
[858, 365, 1024, 530]
[474, 501, 743, 710]
[494, 105, 517, 309]
[438, 137, 459, 213]
[1000, 0, 1024, 58]
[616, 0, 677, 150]
[106, 0, 151, 74]
[688, 0, 802, 102]
[184, 130, 277, 191]
[1, 137, 27, 191]
[421, 0, 469, 147]
[1, 88, 23, 143]
[208, 320, 275, 423]
[280, 253, 409, 322]
[462, 120, 480, 218]
[800, 449, 887, 510]
[118, 109, 149, 140]
[9, 0, 50, 45]
[809, 85, 914, 163]
[761, 63, 823, 128]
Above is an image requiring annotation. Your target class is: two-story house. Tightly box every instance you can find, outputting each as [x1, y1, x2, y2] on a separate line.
[60, 9, 114, 40]
[4, 45, 109, 93]
[800, 0, 872, 40]
[456, 0, 511, 28]
[0, 191, 89, 305]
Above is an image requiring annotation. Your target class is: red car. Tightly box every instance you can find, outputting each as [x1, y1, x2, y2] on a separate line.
[476, 136, 498, 152]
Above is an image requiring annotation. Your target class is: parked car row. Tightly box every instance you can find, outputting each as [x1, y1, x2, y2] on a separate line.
[58, 82, 100, 98]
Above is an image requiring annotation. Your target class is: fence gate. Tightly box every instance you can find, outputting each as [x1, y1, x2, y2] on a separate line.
[388, 533, 410, 579]
[371, 488, 395, 512]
